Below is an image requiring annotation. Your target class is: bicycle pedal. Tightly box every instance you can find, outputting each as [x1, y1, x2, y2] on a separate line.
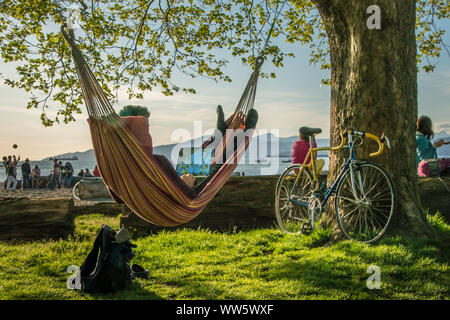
[301, 222, 313, 235]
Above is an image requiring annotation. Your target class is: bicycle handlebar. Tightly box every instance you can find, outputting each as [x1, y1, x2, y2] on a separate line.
[334, 130, 386, 157]
[364, 132, 384, 157]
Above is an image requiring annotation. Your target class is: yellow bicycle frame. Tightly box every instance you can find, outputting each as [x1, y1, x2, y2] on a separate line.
[294, 129, 384, 184]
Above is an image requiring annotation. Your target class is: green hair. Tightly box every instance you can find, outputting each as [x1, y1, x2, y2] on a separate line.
[119, 105, 150, 118]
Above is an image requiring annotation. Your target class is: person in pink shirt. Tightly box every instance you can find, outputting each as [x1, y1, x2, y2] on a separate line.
[292, 127, 317, 165]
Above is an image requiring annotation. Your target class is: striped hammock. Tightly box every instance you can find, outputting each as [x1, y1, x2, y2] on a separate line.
[62, 26, 263, 226]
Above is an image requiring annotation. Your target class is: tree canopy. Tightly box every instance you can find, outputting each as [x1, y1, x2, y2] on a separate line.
[0, 0, 448, 126]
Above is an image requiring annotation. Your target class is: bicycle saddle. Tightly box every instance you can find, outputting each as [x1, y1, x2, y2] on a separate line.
[299, 127, 322, 136]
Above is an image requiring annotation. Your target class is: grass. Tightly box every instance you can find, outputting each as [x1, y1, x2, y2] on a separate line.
[0, 212, 449, 300]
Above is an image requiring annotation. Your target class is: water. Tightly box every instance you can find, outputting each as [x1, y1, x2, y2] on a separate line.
[2, 144, 448, 182]
[0, 156, 328, 182]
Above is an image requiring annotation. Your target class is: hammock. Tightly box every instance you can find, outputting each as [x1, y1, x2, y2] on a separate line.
[61, 26, 263, 226]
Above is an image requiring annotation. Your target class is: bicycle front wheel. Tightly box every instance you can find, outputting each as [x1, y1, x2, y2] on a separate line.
[335, 162, 397, 244]
[275, 164, 314, 234]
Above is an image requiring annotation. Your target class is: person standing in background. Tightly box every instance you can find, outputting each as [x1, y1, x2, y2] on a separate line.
[48, 159, 61, 190]
[31, 165, 41, 189]
[6, 156, 18, 190]
[12, 155, 20, 180]
[21, 158, 31, 189]
[59, 161, 66, 188]
[65, 162, 74, 187]
[2, 156, 8, 189]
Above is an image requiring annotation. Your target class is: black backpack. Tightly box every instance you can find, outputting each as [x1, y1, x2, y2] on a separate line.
[78, 225, 137, 293]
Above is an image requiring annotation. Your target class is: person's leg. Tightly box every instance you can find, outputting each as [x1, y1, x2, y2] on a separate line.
[195, 109, 259, 195]
[11, 176, 17, 190]
[24, 174, 30, 189]
[67, 174, 73, 187]
[48, 174, 55, 190]
[245, 108, 258, 131]
[194, 163, 224, 194]
[153, 154, 197, 199]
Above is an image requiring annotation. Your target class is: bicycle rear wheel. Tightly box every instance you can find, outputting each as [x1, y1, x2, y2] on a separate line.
[275, 164, 314, 234]
[335, 161, 396, 244]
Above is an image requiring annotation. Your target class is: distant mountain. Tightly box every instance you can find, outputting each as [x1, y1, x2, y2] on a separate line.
[41, 149, 95, 162]
[433, 130, 450, 141]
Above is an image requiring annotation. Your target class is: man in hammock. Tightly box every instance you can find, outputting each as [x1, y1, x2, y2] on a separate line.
[107, 104, 258, 203]
[193, 105, 258, 194]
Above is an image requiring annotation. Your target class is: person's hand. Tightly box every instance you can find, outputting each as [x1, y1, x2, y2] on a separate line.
[181, 174, 196, 188]
[433, 139, 444, 148]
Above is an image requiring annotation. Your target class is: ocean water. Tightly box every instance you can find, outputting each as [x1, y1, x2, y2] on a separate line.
[0, 156, 328, 182]
[1, 143, 448, 182]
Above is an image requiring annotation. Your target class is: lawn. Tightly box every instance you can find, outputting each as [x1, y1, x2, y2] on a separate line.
[0, 212, 449, 300]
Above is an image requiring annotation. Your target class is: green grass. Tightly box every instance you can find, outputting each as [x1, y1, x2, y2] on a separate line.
[0, 213, 449, 300]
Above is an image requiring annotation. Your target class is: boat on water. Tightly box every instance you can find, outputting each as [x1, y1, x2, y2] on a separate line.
[48, 156, 78, 161]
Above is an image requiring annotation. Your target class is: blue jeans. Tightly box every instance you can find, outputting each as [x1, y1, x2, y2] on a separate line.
[22, 173, 31, 189]
[65, 174, 73, 187]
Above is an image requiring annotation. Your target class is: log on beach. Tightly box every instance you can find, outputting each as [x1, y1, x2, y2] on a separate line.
[0, 196, 75, 241]
[75, 177, 113, 201]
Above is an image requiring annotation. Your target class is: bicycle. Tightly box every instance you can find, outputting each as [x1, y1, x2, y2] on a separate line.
[275, 128, 397, 244]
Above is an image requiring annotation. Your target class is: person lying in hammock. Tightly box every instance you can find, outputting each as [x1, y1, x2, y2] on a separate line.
[106, 104, 258, 203]
[193, 105, 258, 194]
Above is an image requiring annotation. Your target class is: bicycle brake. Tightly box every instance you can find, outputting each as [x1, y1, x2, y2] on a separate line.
[380, 133, 391, 149]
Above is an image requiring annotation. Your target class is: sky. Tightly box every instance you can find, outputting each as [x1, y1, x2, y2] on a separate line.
[0, 17, 449, 161]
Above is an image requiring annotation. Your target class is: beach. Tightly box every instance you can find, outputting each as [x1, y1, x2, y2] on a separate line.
[0, 187, 72, 200]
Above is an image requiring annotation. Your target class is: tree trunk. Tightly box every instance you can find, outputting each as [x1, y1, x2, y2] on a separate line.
[312, 0, 435, 237]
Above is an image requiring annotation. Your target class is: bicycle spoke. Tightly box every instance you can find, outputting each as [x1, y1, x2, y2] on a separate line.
[335, 162, 396, 243]
[275, 165, 315, 234]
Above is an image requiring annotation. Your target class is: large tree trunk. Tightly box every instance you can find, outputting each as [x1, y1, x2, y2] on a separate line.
[312, 0, 435, 237]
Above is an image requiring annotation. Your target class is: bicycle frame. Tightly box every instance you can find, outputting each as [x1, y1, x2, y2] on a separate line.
[288, 131, 361, 210]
